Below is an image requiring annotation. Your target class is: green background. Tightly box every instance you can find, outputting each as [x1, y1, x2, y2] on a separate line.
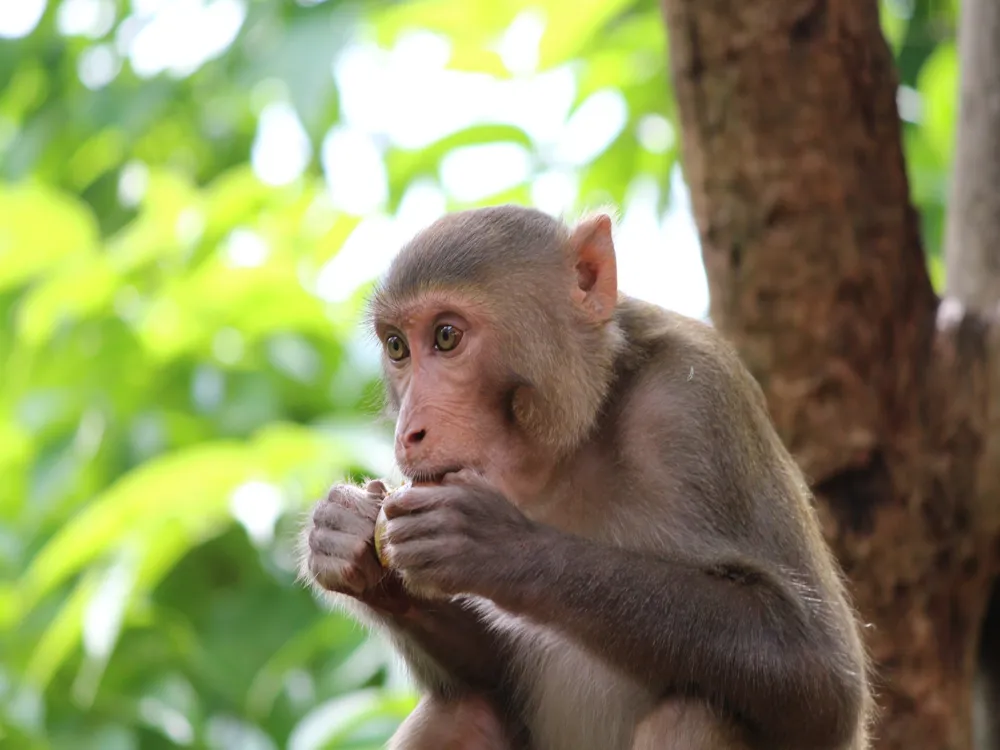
[0, 0, 958, 747]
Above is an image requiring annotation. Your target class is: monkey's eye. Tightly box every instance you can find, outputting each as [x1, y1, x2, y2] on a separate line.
[385, 335, 409, 361]
[434, 324, 462, 352]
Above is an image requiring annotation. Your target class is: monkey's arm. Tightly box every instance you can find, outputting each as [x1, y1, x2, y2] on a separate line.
[387, 596, 515, 694]
[382, 476, 864, 748]
[346, 576, 516, 696]
[485, 527, 863, 750]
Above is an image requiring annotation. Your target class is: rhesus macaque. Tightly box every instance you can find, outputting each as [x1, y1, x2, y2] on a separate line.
[301, 206, 872, 750]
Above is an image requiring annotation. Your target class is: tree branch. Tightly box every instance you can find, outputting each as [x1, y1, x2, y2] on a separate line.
[660, 0, 937, 484]
[944, 0, 1000, 312]
[933, 301, 1000, 543]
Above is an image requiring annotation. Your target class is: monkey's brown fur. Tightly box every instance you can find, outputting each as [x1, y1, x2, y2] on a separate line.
[302, 205, 873, 750]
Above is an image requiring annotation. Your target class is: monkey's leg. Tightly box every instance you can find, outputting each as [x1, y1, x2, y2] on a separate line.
[632, 700, 751, 750]
[388, 694, 514, 750]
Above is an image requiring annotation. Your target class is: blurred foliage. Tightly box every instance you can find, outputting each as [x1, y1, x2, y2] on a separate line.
[0, 0, 958, 747]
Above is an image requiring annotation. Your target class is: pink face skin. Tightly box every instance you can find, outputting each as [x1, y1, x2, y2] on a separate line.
[375, 293, 547, 502]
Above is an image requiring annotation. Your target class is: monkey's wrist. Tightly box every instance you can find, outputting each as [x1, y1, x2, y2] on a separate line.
[361, 573, 416, 616]
[473, 522, 561, 605]
[363, 574, 457, 623]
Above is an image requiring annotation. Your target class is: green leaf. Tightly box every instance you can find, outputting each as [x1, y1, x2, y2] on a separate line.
[446, 45, 512, 77]
[0, 422, 32, 519]
[246, 617, 366, 717]
[372, 0, 525, 50]
[385, 124, 535, 210]
[67, 130, 127, 192]
[24, 572, 101, 688]
[917, 41, 958, 165]
[536, 0, 637, 70]
[878, 0, 909, 56]
[0, 185, 100, 292]
[288, 690, 416, 750]
[926, 240, 946, 291]
[16, 425, 351, 692]
[136, 255, 330, 361]
[20, 425, 342, 612]
[106, 170, 203, 270]
[16, 256, 120, 347]
[579, 131, 638, 208]
[201, 166, 277, 242]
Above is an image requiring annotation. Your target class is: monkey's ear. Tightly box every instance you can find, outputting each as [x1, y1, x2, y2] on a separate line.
[569, 214, 618, 323]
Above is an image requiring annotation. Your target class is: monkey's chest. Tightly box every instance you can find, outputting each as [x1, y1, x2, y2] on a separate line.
[512, 622, 654, 750]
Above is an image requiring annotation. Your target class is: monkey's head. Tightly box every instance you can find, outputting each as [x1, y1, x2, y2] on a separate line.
[367, 205, 625, 490]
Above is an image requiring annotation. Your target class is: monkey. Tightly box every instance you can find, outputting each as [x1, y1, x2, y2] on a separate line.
[301, 205, 873, 750]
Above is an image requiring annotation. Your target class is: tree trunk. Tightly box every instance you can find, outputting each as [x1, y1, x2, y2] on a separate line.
[945, 1, 1000, 747]
[658, 0, 1000, 748]
[944, 0, 1000, 316]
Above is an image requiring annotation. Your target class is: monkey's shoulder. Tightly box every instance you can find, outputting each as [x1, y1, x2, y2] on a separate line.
[610, 297, 777, 457]
[614, 296, 756, 392]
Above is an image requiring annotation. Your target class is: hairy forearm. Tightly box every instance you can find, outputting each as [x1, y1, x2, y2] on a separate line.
[361, 574, 514, 694]
[484, 527, 863, 747]
[389, 598, 513, 693]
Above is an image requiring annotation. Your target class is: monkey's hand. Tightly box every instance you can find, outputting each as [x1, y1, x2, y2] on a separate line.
[380, 470, 536, 600]
[304, 480, 412, 614]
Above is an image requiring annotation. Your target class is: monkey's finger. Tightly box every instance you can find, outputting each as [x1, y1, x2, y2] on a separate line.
[355, 551, 387, 591]
[313, 498, 378, 531]
[309, 533, 384, 592]
[386, 538, 454, 571]
[388, 540, 469, 595]
[325, 483, 367, 504]
[364, 479, 389, 497]
[383, 511, 451, 545]
[381, 486, 445, 519]
[311, 554, 380, 596]
[308, 526, 372, 559]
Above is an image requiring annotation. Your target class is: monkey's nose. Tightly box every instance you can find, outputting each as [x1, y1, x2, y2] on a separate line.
[405, 428, 427, 446]
[394, 422, 428, 460]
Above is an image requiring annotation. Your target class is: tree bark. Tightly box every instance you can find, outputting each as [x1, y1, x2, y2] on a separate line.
[946, 1, 1000, 746]
[944, 0, 1000, 315]
[659, 0, 1000, 748]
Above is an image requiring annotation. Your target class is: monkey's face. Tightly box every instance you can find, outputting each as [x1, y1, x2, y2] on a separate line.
[374, 292, 529, 487]
[367, 208, 621, 499]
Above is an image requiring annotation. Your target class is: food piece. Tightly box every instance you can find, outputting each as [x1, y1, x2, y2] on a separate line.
[374, 506, 390, 567]
[372, 481, 437, 568]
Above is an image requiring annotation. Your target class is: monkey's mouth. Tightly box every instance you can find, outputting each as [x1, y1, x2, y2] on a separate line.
[406, 465, 463, 484]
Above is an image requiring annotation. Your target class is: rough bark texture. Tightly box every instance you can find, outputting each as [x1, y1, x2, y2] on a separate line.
[946, 1, 1000, 746]
[658, 0, 1000, 748]
[944, 0, 1000, 314]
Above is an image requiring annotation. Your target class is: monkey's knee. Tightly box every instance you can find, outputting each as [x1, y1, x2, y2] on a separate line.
[632, 700, 748, 750]
[388, 694, 512, 750]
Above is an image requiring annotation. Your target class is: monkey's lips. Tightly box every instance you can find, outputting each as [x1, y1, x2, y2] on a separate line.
[404, 465, 464, 484]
